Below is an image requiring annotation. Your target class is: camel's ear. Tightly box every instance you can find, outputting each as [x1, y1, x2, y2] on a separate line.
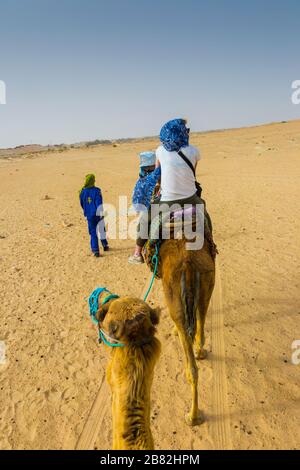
[95, 303, 110, 323]
[149, 307, 160, 326]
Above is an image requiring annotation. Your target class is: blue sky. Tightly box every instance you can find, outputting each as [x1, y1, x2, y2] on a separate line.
[0, 0, 299, 148]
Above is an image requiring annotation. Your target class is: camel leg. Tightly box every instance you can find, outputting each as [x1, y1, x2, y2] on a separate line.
[195, 291, 209, 360]
[164, 287, 204, 426]
[177, 322, 204, 426]
[195, 272, 215, 361]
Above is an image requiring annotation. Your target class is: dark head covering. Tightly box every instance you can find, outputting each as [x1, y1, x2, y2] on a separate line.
[160, 118, 189, 152]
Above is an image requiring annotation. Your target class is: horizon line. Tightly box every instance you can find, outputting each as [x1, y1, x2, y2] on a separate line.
[1, 118, 299, 151]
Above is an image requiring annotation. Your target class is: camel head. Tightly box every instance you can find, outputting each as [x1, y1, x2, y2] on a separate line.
[96, 297, 160, 347]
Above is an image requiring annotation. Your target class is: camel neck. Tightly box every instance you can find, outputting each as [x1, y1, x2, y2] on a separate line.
[111, 344, 156, 450]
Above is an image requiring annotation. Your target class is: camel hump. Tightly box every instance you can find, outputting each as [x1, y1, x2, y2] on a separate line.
[166, 239, 215, 270]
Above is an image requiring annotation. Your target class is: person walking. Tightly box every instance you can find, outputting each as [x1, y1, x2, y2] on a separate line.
[79, 174, 109, 257]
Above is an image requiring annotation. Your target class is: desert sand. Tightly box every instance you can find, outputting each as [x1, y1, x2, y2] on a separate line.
[0, 120, 299, 450]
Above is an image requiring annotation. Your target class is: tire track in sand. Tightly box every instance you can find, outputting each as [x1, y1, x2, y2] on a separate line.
[74, 272, 154, 450]
[75, 373, 109, 450]
[210, 259, 233, 449]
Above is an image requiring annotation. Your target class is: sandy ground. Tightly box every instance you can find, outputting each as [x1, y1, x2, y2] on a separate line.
[0, 120, 299, 450]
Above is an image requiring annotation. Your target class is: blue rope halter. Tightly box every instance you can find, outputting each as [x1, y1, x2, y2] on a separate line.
[88, 248, 159, 349]
[88, 288, 125, 348]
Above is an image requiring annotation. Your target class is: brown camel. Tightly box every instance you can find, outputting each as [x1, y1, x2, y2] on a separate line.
[96, 296, 161, 450]
[159, 237, 215, 426]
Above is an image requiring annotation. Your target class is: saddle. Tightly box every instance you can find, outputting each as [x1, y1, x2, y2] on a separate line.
[142, 206, 218, 279]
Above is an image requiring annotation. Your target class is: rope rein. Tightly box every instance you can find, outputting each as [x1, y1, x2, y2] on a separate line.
[143, 244, 159, 302]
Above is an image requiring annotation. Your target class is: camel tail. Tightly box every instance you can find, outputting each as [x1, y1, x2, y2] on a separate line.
[180, 264, 200, 341]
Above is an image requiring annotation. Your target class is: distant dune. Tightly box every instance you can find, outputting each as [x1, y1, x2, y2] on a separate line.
[1, 119, 297, 160]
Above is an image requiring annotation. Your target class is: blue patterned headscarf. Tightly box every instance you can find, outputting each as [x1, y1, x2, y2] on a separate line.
[159, 118, 189, 152]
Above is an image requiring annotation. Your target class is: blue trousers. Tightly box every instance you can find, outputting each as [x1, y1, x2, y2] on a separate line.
[87, 216, 108, 253]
